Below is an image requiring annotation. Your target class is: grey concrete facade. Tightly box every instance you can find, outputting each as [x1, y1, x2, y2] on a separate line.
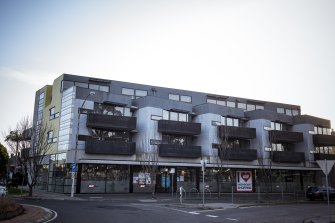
[32, 73, 335, 194]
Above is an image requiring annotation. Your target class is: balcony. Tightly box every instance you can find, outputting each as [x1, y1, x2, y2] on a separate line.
[158, 144, 201, 158]
[269, 130, 303, 143]
[85, 139, 136, 155]
[218, 148, 257, 161]
[87, 113, 136, 131]
[218, 126, 256, 140]
[313, 134, 335, 146]
[313, 153, 335, 160]
[271, 151, 305, 163]
[158, 120, 201, 136]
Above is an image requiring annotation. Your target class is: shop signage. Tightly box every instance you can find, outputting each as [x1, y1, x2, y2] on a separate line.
[236, 171, 253, 192]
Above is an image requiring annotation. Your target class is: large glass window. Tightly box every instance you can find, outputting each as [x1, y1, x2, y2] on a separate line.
[169, 93, 192, 103]
[207, 96, 226, 106]
[94, 103, 131, 116]
[92, 130, 131, 142]
[314, 126, 331, 135]
[180, 95, 192, 103]
[122, 88, 147, 99]
[220, 116, 239, 127]
[169, 94, 179, 101]
[271, 122, 286, 131]
[226, 101, 235, 108]
[271, 143, 285, 151]
[163, 110, 189, 122]
[162, 134, 188, 145]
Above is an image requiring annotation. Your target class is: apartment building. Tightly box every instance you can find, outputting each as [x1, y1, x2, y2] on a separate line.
[32, 74, 335, 194]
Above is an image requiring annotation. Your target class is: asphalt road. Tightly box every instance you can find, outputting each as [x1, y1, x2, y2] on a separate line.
[21, 199, 335, 223]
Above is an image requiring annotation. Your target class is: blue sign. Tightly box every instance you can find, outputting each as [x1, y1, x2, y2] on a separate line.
[71, 163, 77, 172]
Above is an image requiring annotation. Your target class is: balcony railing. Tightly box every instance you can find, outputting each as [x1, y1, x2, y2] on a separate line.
[271, 151, 305, 163]
[85, 139, 136, 155]
[158, 120, 201, 136]
[158, 144, 201, 158]
[269, 130, 303, 143]
[87, 113, 136, 131]
[218, 126, 256, 140]
[218, 148, 257, 161]
[313, 153, 335, 160]
[313, 134, 335, 146]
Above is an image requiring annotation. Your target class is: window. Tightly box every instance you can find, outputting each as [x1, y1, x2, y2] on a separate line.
[220, 116, 239, 127]
[277, 107, 299, 116]
[169, 94, 179, 101]
[272, 143, 285, 151]
[162, 134, 188, 145]
[207, 96, 226, 106]
[94, 103, 131, 116]
[92, 130, 131, 142]
[271, 122, 283, 131]
[314, 126, 331, 135]
[88, 84, 109, 92]
[277, 108, 285, 114]
[169, 93, 192, 103]
[237, 103, 247, 111]
[246, 104, 256, 111]
[180, 95, 191, 103]
[256, 105, 264, 110]
[122, 88, 147, 99]
[207, 98, 216, 104]
[292, 110, 299, 116]
[226, 101, 235, 108]
[285, 109, 292, 116]
[151, 115, 162, 121]
[49, 107, 59, 120]
[313, 146, 334, 154]
[75, 82, 88, 88]
[135, 90, 147, 98]
[163, 110, 189, 122]
[122, 88, 134, 97]
[47, 131, 53, 144]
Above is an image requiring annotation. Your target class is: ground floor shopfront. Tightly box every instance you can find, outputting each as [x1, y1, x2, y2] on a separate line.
[43, 163, 328, 194]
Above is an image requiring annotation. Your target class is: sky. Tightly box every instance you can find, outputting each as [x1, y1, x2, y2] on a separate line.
[0, 0, 334, 147]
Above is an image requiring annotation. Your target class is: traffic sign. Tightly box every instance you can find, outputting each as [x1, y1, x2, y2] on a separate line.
[71, 163, 77, 172]
[316, 160, 335, 175]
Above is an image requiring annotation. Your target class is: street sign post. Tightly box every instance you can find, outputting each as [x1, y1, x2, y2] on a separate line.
[200, 159, 207, 207]
[316, 159, 335, 223]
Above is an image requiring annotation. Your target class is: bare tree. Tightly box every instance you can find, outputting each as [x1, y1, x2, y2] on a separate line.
[22, 118, 53, 196]
[140, 146, 159, 198]
[4, 116, 31, 187]
[215, 124, 233, 195]
[256, 128, 275, 194]
[4, 116, 53, 196]
[139, 124, 159, 199]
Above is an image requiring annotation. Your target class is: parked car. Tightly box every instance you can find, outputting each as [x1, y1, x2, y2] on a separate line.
[306, 186, 335, 201]
[0, 186, 7, 197]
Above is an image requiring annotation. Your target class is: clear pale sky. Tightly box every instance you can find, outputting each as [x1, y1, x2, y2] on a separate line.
[0, 0, 334, 146]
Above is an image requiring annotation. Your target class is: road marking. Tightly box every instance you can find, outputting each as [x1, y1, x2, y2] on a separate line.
[193, 208, 225, 213]
[206, 215, 218, 218]
[226, 218, 238, 221]
[240, 206, 263, 209]
[188, 211, 200, 215]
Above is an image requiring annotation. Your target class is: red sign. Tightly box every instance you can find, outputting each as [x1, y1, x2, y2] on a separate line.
[237, 171, 252, 192]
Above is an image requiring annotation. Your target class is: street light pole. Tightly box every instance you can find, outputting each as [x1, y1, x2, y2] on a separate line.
[71, 91, 95, 198]
[201, 159, 207, 207]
